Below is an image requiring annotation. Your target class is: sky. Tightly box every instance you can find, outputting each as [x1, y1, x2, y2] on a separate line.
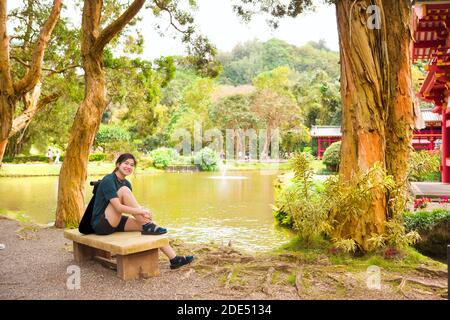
[138, 0, 339, 59]
[8, 0, 339, 59]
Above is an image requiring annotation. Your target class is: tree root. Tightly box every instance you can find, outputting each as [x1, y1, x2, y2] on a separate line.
[295, 269, 303, 297]
[415, 266, 448, 278]
[261, 267, 275, 296]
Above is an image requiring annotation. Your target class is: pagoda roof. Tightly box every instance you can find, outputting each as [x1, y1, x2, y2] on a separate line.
[310, 126, 342, 138]
[413, 1, 450, 112]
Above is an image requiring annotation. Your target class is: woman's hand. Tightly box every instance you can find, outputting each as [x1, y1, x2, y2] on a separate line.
[135, 207, 152, 223]
[135, 213, 151, 224]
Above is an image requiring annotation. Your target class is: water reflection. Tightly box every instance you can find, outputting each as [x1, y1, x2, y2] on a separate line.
[0, 171, 293, 251]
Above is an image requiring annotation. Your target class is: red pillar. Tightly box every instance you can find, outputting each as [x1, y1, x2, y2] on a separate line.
[442, 108, 450, 183]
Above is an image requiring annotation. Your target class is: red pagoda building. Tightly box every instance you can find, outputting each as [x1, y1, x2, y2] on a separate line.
[413, 0, 450, 183]
[312, 110, 442, 159]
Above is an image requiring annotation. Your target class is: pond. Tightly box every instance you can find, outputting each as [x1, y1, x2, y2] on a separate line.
[0, 170, 294, 251]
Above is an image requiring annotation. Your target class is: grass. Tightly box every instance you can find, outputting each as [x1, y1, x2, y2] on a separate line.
[0, 209, 32, 223]
[274, 235, 446, 273]
[310, 160, 326, 173]
[0, 162, 162, 177]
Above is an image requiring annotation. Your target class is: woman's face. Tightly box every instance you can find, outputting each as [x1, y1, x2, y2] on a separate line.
[117, 158, 135, 176]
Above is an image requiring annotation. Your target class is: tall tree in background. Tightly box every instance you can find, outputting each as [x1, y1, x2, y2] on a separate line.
[251, 66, 299, 157]
[0, 0, 62, 165]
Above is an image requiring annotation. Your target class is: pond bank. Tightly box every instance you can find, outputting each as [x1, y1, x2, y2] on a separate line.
[0, 163, 162, 177]
[0, 162, 293, 177]
[0, 217, 447, 300]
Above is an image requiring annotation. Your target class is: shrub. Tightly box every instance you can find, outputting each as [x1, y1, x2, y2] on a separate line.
[324, 163, 419, 251]
[273, 153, 330, 246]
[404, 209, 450, 259]
[404, 209, 450, 232]
[94, 124, 131, 153]
[149, 147, 177, 169]
[322, 141, 341, 172]
[89, 153, 107, 162]
[409, 150, 440, 182]
[302, 146, 313, 155]
[193, 147, 219, 171]
[3, 155, 49, 163]
[137, 156, 154, 169]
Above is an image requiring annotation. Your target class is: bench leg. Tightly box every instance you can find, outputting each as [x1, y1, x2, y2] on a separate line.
[116, 249, 160, 280]
[73, 242, 111, 263]
[73, 242, 95, 263]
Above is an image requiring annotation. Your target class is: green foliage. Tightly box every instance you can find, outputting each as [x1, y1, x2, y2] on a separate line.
[218, 39, 339, 85]
[322, 141, 341, 171]
[333, 239, 357, 253]
[404, 209, 450, 260]
[376, 220, 421, 250]
[193, 147, 219, 171]
[274, 153, 330, 246]
[149, 147, 178, 169]
[88, 153, 107, 162]
[137, 156, 154, 169]
[94, 124, 131, 153]
[404, 209, 450, 232]
[209, 94, 256, 129]
[409, 151, 441, 182]
[217, 39, 341, 128]
[3, 155, 49, 163]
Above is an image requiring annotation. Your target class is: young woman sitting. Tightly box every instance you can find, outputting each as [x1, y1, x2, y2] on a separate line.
[91, 153, 193, 270]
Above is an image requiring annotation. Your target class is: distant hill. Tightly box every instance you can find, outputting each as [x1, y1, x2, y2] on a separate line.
[217, 38, 340, 85]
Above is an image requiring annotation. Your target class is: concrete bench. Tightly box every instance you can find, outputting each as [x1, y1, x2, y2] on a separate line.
[64, 229, 169, 280]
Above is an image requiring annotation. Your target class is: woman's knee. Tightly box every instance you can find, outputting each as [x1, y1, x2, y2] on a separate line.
[117, 186, 131, 194]
[117, 186, 132, 198]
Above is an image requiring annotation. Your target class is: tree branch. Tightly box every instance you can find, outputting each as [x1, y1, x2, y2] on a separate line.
[93, 0, 146, 54]
[11, 55, 80, 76]
[14, 0, 63, 96]
[154, 0, 190, 34]
[10, 91, 60, 138]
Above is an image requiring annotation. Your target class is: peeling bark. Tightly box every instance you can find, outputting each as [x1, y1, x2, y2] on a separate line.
[335, 0, 414, 249]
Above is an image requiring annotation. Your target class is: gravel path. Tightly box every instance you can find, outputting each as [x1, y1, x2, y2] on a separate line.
[0, 217, 223, 300]
[0, 216, 447, 300]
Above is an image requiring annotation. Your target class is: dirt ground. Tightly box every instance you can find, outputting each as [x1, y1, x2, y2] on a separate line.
[0, 216, 447, 300]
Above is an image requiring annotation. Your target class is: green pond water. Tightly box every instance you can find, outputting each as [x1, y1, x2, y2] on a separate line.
[0, 171, 294, 251]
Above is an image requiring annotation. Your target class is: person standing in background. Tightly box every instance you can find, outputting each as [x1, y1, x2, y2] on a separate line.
[54, 150, 61, 164]
[46, 148, 54, 164]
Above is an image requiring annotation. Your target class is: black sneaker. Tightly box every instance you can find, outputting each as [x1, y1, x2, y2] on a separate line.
[141, 222, 167, 235]
[170, 255, 194, 269]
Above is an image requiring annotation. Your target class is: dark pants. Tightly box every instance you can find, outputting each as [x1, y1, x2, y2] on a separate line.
[93, 215, 128, 235]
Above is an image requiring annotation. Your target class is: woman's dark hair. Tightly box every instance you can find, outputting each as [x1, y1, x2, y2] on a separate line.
[113, 153, 137, 172]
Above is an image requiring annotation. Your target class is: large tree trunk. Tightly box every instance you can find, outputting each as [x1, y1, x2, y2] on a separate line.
[55, 0, 145, 228]
[0, 0, 15, 166]
[383, 2, 415, 192]
[55, 55, 105, 228]
[0, 0, 62, 165]
[335, 0, 414, 250]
